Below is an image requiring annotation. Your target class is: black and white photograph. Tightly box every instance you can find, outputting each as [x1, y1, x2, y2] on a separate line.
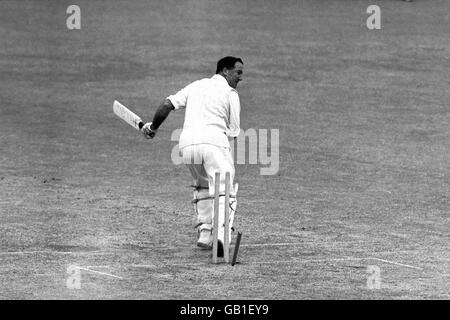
[0, 0, 449, 307]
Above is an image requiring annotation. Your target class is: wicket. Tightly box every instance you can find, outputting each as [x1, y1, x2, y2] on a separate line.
[212, 172, 241, 265]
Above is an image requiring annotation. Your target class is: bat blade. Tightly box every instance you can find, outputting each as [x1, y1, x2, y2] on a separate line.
[113, 100, 144, 131]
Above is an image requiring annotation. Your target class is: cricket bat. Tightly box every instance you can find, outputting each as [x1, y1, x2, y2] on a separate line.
[113, 100, 144, 131]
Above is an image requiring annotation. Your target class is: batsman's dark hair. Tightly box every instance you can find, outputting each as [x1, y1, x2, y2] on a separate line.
[216, 56, 243, 74]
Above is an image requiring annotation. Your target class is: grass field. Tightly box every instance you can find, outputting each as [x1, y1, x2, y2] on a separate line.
[0, 0, 449, 300]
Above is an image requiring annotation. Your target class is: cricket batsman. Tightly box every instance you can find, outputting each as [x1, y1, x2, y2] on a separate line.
[141, 56, 243, 256]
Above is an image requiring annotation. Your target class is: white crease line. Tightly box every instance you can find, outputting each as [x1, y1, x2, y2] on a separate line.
[241, 242, 305, 247]
[0, 249, 425, 272]
[369, 258, 424, 271]
[237, 243, 432, 257]
[249, 257, 365, 265]
[0, 245, 429, 256]
[0, 250, 114, 256]
[0, 251, 53, 255]
[132, 257, 366, 269]
[131, 264, 157, 268]
[131, 256, 426, 271]
[133, 262, 206, 268]
[76, 266, 123, 279]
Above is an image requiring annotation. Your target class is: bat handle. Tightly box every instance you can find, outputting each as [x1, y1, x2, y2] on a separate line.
[138, 122, 144, 130]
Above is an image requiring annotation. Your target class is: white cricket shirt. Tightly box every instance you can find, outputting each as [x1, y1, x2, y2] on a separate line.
[167, 74, 241, 149]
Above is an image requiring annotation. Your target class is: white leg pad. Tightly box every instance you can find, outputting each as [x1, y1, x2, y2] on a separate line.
[193, 189, 213, 231]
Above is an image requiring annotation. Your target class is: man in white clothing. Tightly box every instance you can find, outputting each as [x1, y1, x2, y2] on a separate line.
[141, 56, 244, 256]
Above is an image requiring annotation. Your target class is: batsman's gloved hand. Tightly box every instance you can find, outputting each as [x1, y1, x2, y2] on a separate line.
[141, 122, 157, 139]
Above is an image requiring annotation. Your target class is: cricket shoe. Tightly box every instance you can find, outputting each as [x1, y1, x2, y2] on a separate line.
[197, 229, 212, 249]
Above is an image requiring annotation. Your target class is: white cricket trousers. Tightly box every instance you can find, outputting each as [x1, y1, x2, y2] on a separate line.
[180, 144, 237, 242]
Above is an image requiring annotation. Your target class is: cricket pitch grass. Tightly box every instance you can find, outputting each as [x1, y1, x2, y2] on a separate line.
[0, 0, 449, 299]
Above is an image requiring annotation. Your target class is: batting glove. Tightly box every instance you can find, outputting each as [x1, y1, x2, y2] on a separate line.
[141, 122, 157, 139]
